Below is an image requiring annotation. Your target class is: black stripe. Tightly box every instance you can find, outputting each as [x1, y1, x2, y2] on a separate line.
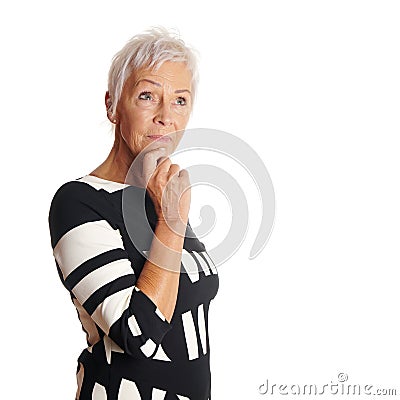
[196, 252, 213, 274]
[65, 248, 129, 290]
[83, 274, 137, 315]
[188, 251, 203, 273]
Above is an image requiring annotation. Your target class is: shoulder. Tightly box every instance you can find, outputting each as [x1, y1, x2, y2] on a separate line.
[48, 178, 111, 248]
[49, 179, 103, 220]
[50, 178, 98, 205]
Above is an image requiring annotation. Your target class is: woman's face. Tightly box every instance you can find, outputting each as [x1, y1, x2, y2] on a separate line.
[114, 61, 193, 159]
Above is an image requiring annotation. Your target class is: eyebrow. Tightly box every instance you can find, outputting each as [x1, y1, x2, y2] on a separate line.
[136, 78, 191, 95]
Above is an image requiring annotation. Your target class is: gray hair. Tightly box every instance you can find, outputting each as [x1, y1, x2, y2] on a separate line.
[107, 26, 199, 119]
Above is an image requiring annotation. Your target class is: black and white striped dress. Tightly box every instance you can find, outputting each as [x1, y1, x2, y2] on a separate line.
[48, 175, 219, 400]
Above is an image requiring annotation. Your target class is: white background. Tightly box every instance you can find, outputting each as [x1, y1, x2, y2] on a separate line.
[1, 0, 400, 398]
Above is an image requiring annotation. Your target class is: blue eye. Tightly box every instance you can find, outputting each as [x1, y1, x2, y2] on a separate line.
[176, 97, 187, 106]
[138, 91, 152, 100]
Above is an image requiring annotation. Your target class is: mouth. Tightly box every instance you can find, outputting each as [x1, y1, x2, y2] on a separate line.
[147, 135, 172, 142]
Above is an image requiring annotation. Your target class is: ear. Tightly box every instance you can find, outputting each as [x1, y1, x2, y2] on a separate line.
[105, 91, 118, 124]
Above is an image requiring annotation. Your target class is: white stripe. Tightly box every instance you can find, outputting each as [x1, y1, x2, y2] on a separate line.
[103, 335, 123, 364]
[78, 175, 130, 193]
[113, 342, 124, 353]
[198, 304, 207, 355]
[103, 335, 124, 364]
[155, 307, 167, 321]
[128, 314, 142, 336]
[140, 338, 156, 357]
[181, 250, 200, 283]
[182, 310, 199, 360]
[104, 335, 112, 364]
[92, 287, 132, 334]
[54, 220, 126, 280]
[201, 251, 218, 274]
[73, 258, 134, 304]
[177, 395, 191, 400]
[151, 387, 167, 400]
[191, 252, 211, 276]
[92, 382, 107, 400]
[118, 379, 141, 400]
[152, 344, 171, 361]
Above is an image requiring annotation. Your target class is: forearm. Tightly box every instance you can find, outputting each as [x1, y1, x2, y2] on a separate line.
[135, 220, 186, 322]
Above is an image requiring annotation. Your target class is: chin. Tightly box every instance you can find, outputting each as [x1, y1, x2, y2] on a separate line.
[141, 138, 172, 153]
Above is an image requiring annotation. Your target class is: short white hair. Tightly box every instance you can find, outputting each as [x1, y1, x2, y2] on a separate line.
[107, 26, 199, 118]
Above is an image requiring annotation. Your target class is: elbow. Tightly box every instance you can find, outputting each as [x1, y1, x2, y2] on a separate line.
[102, 288, 173, 359]
[108, 310, 172, 359]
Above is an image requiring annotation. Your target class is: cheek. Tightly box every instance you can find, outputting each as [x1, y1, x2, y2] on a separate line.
[175, 105, 191, 116]
[175, 109, 191, 127]
[121, 108, 151, 133]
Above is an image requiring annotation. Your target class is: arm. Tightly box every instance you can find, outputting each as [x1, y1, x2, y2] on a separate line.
[49, 186, 174, 359]
[134, 147, 191, 323]
[136, 219, 185, 323]
[49, 152, 190, 359]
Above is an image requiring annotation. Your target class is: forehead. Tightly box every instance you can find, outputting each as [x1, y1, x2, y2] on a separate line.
[129, 61, 192, 89]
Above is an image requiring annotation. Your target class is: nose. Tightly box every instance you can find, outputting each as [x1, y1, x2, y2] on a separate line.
[154, 102, 173, 126]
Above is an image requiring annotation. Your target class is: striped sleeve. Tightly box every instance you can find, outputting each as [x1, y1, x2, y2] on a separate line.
[48, 182, 173, 359]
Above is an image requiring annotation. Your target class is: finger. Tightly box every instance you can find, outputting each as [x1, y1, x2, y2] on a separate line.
[142, 148, 168, 178]
[157, 156, 170, 168]
[156, 157, 172, 175]
[168, 164, 180, 176]
[165, 165, 180, 187]
[178, 169, 190, 190]
[178, 169, 189, 179]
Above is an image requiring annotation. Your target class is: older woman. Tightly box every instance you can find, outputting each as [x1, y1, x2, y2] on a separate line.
[48, 27, 219, 400]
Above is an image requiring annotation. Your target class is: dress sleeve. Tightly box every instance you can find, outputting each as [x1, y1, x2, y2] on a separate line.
[48, 182, 173, 359]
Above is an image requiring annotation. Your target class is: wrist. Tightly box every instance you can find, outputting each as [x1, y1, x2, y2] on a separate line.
[155, 218, 187, 237]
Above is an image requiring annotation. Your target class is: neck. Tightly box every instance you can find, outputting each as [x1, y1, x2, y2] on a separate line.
[90, 127, 137, 185]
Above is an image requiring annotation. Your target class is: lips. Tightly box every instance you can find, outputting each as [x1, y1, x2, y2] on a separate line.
[147, 135, 172, 142]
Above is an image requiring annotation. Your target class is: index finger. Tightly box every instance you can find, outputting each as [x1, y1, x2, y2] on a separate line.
[142, 147, 168, 179]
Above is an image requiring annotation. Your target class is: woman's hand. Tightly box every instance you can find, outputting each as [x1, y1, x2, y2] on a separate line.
[135, 147, 190, 318]
[142, 147, 191, 232]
